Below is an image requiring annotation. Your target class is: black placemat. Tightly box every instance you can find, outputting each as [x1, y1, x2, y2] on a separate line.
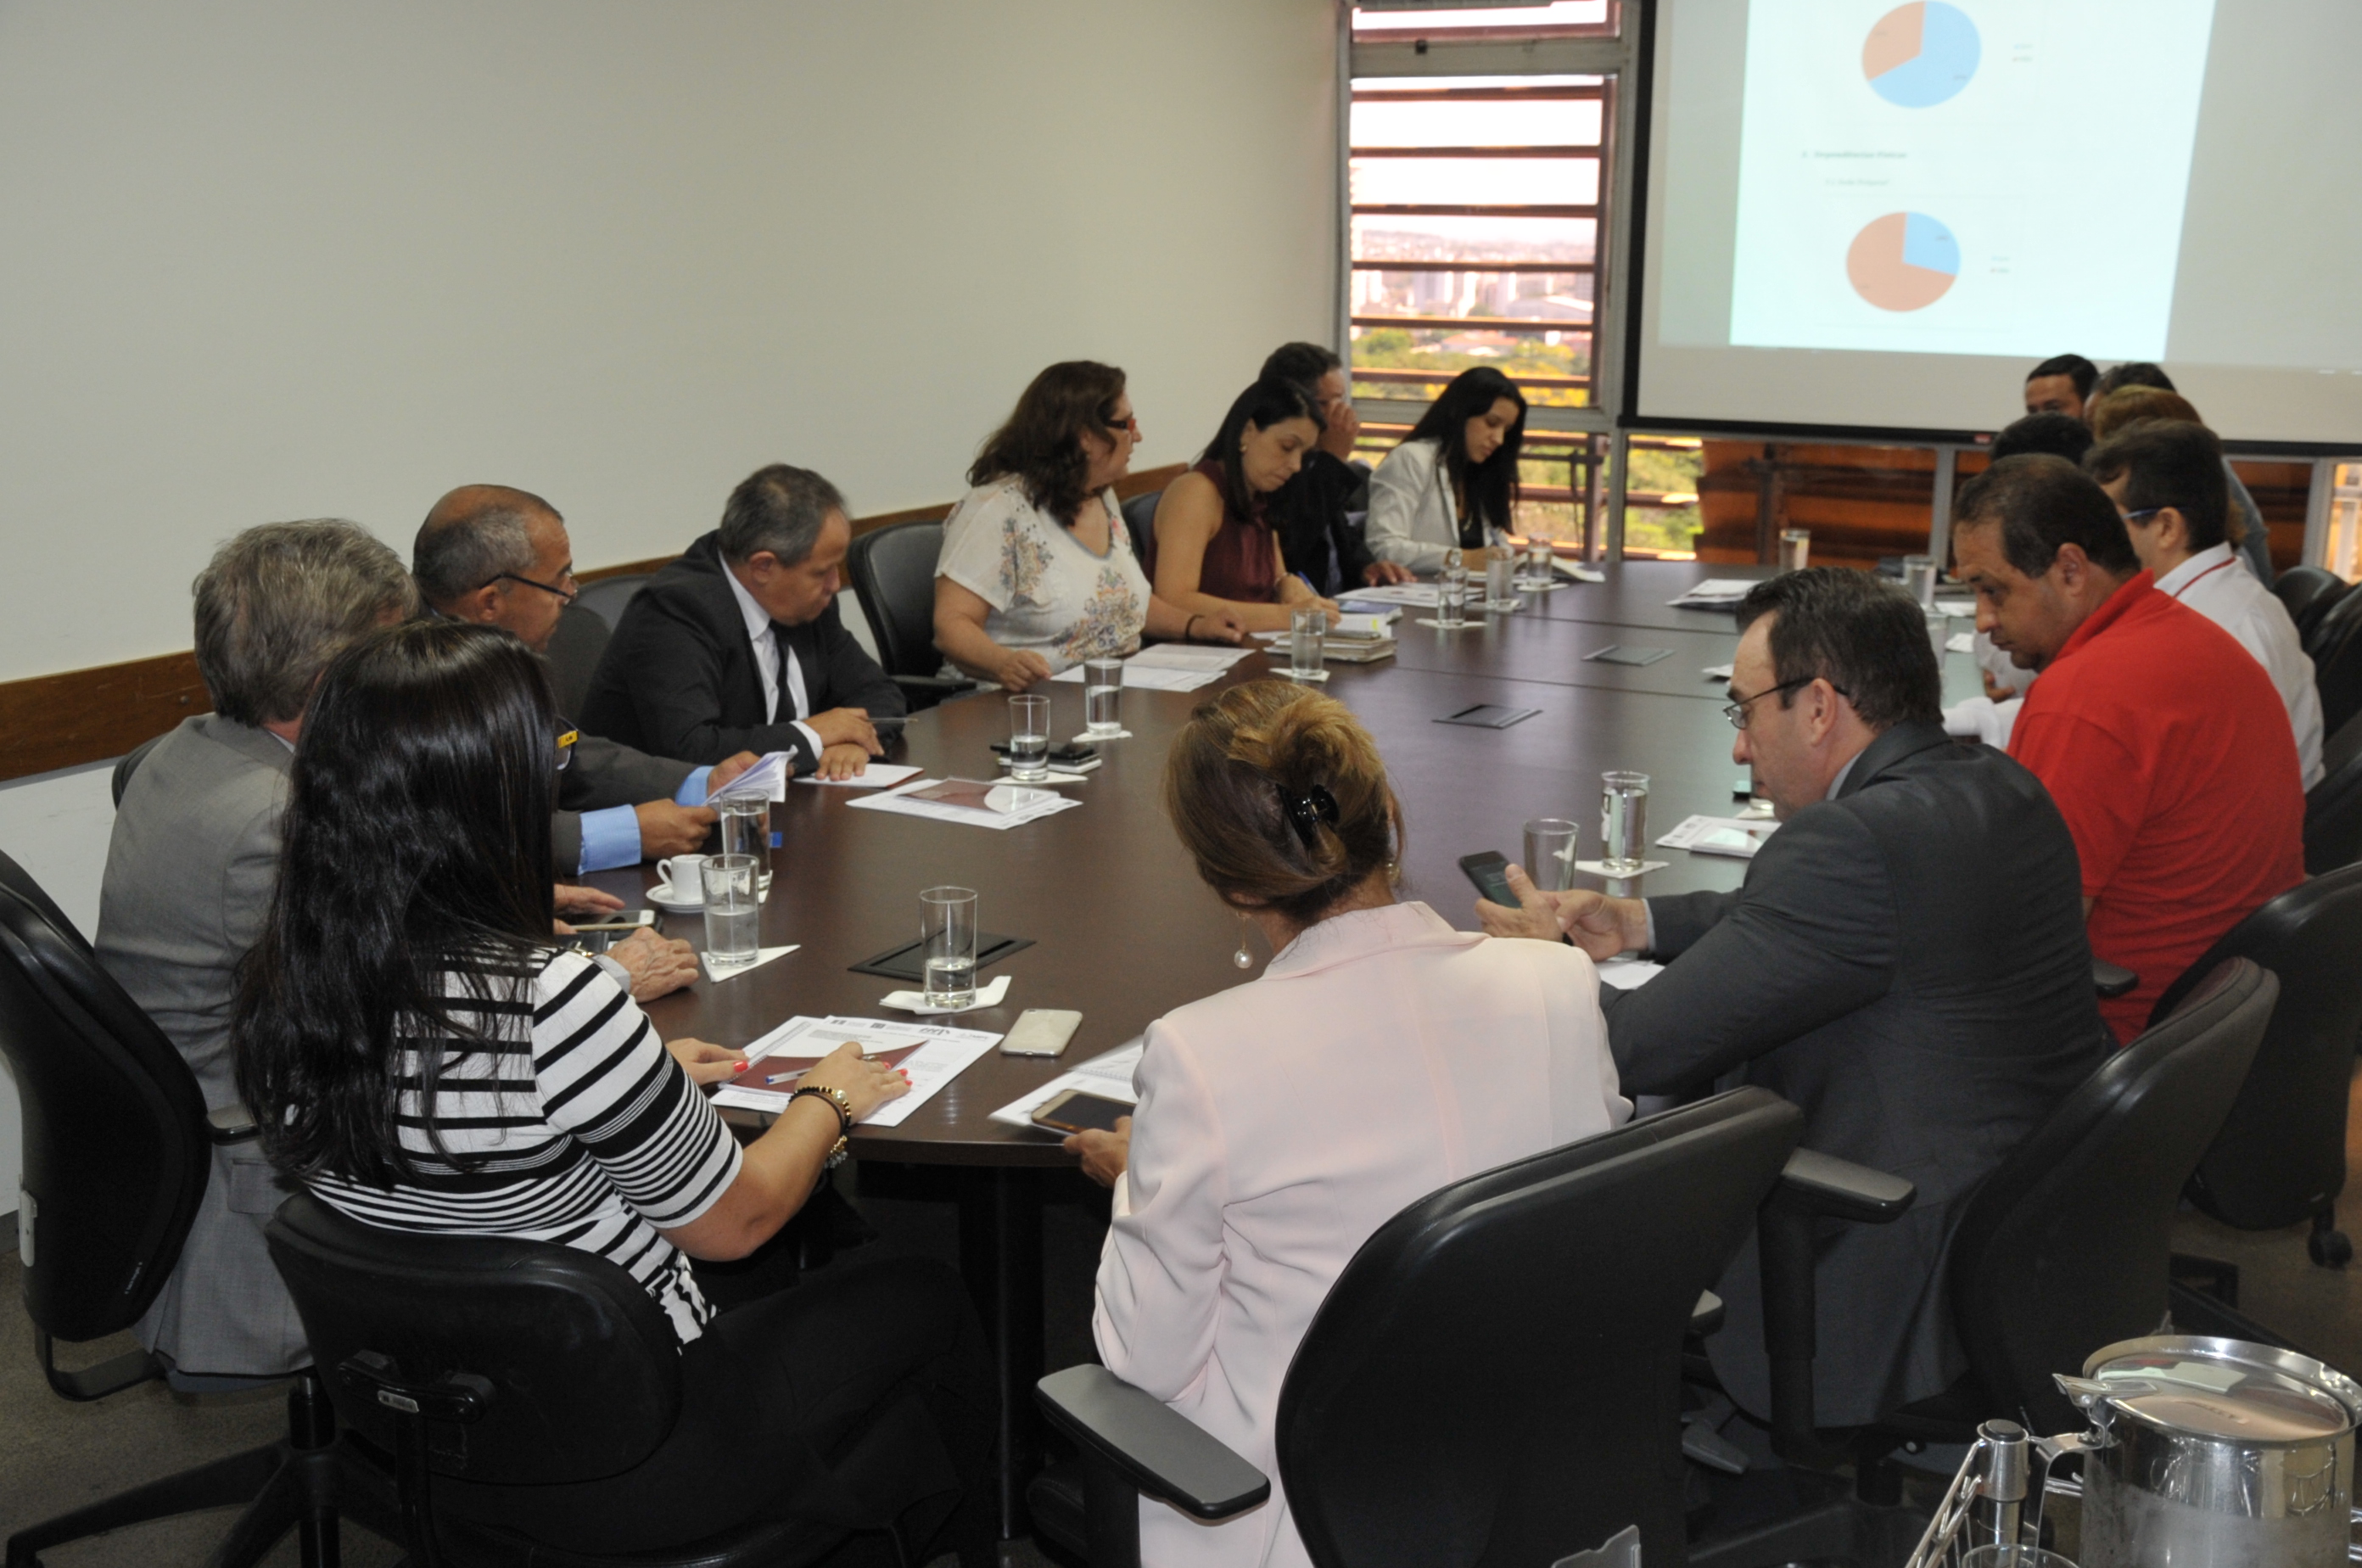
[1434, 703, 1541, 730]
[848, 932, 1036, 982]
[1582, 644, 1674, 667]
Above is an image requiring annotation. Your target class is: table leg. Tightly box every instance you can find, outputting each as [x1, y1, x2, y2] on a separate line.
[959, 1166, 1044, 1541]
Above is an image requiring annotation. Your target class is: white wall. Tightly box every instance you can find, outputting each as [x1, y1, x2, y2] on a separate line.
[0, 0, 1342, 682]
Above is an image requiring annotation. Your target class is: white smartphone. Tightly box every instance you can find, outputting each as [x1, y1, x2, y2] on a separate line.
[568, 910, 658, 932]
[1000, 1009, 1083, 1057]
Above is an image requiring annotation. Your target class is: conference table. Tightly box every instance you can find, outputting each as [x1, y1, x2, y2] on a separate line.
[576, 558, 1985, 1535]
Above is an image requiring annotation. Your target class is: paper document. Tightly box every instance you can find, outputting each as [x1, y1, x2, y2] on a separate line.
[795, 763, 923, 790]
[1257, 611, 1396, 641]
[990, 1039, 1146, 1130]
[710, 1013, 1000, 1128]
[1341, 583, 1442, 608]
[1050, 663, 1223, 692]
[1934, 600, 1975, 619]
[1945, 632, 1974, 654]
[1703, 664, 1735, 681]
[1657, 815, 1781, 859]
[845, 776, 1082, 831]
[1597, 957, 1665, 991]
[706, 751, 795, 804]
[1555, 560, 1604, 583]
[1667, 580, 1759, 608]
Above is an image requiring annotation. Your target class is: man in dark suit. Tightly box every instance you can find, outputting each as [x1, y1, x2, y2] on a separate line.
[1480, 568, 2106, 1429]
[583, 463, 904, 779]
[1259, 342, 1415, 595]
[413, 484, 756, 880]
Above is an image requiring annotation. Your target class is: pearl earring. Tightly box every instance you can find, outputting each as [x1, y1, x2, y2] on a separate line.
[1234, 916, 1254, 970]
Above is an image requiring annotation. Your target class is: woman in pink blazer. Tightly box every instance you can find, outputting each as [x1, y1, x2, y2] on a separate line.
[1068, 680, 1627, 1568]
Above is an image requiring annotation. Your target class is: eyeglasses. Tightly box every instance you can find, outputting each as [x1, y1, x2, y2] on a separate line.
[2119, 507, 2163, 525]
[493, 568, 578, 604]
[1105, 413, 1139, 437]
[556, 729, 578, 771]
[1722, 675, 1851, 731]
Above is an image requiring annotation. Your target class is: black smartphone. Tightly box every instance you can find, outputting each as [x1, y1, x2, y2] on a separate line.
[1031, 1089, 1133, 1135]
[1458, 850, 1519, 907]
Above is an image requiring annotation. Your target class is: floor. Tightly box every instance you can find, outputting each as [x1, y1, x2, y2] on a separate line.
[5, 1076, 2359, 1565]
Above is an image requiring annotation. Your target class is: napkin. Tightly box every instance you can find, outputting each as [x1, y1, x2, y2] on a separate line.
[879, 973, 1013, 1016]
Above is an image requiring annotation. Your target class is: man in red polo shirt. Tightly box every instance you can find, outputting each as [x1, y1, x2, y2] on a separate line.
[1951, 454, 2304, 1042]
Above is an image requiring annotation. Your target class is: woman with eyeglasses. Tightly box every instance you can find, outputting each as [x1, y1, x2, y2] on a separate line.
[1062, 680, 1626, 1567]
[1363, 366, 1529, 574]
[232, 619, 994, 1563]
[935, 360, 1243, 693]
[1145, 377, 1344, 636]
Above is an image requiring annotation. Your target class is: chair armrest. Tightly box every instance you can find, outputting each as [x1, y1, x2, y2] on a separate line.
[2093, 960, 2139, 999]
[207, 1101, 260, 1144]
[1776, 1148, 1916, 1224]
[890, 674, 980, 694]
[1034, 1365, 1270, 1521]
[1690, 1290, 1725, 1336]
[1760, 1151, 1917, 1464]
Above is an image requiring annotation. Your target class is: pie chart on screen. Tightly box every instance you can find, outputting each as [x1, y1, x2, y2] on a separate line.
[1863, 2, 1980, 109]
[1847, 212, 1959, 311]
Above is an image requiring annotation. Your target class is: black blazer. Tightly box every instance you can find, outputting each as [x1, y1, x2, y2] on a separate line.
[579, 532, 904, 771]
[1607, 721, 2105, 1428]
[1268, 450, 1376, 596]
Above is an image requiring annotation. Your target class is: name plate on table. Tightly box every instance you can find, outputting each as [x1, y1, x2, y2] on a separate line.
[1435, 704, 1541, 730]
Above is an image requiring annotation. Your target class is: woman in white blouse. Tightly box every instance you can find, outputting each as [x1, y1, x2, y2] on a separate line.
[1363, 365, 1530, 574]
[934, 361, 1241, 692]
[1065, 680, 1627, 1568]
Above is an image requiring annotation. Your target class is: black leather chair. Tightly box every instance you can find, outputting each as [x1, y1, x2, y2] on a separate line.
[542, 602, 612, 721]
[2303, 709, 2362, 873]
[1119, 490, 1160, 565]
[0, 854, 395, 1567]
[2315, 611, 2362, 740]
[110, 731, 168, 807]
[572, 571, 651, 633]
[2273, 564, 2349, 647]
[265, 1192, 919, 1567]
[843, 518, 977, 712]
[1032, 1085, 1806, 1568]
[2148, 865, 2362, 1268]
[1689, 959, 2275, 1567]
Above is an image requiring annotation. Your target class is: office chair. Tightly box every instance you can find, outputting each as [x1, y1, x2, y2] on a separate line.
[0, 856, 397, 1567]
[2303, 709, 2362, 873]
[843, 518, 978, 712]
[265, 1193, 923, 1568]
[2305, 573, 2362, 665]
[542, 602, 612, 722]
[572, 571, 652, 633]
[110, 731, 169, 808]
[2148, 865, 2362, 1269]
[2316, 613, 2362, 739]
[2272, 564, 2348, 647]
[1688, 958, 2274, 1567]
[1031, 1085, 1806, 1568]
[1119, 490, 1160, 571]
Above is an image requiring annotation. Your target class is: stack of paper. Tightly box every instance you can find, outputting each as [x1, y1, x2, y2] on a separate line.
[990, 1038, 1145, 1130]
[1666, 580, 1759, 610]
[711, 1014, 1001, 1127]
[845, 776, 1082, 831]
[1656, 815, 1781, 859]
[795, 762, 924, 790]
[1341, 583, 1442, 609]
[1934, 599, 1976, 619]
[1050, 643, 1252, 693]
[705, 750, 795, 804]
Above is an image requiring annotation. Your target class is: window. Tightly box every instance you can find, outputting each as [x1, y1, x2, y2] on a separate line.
[1351, 3, 1616, 43]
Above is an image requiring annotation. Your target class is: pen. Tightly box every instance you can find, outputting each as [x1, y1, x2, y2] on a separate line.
[1293, 572, 1318, 596]
[764, 1068, 808, 1085]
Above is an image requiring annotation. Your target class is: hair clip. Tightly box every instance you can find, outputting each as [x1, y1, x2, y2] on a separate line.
[1279, 783, 1340, 851]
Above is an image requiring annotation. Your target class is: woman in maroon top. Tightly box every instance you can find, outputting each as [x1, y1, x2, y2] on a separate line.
[1148, 378, 1342, 636]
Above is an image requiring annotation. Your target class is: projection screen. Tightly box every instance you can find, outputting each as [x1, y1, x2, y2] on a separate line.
[1629, 0, 2362, 449]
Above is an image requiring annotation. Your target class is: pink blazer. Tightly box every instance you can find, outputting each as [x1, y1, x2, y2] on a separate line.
[1092, 901, 1628, 1567]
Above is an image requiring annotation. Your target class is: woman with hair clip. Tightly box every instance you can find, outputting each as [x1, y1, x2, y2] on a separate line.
[934, 360, 1244, 693]
[232, 619, 993, 1565]
[1066, 680, 1626, 1568]
[1145, 377, 1346, 635]
[1363, 365, 1528, 574]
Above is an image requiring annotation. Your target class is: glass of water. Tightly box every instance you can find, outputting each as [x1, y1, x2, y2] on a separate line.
[1524, 537, 1554, 589]
[1926, 608, 1950, 660]
[1484, 552, 1517, 611]
[700, 854, 761, 972]
[1779, 529, 1811, 572]
[1524, 817, 1581, 893]
[1600, 771, 1651, 876]
[716, 796, 770, 894]
[921, 886, 979, 1008]
[1007, 693, 1051, 781]
[1083, 658, 1124, 736]
[1288, 606, 1326, 678]
[1904, 552, 1939, 609]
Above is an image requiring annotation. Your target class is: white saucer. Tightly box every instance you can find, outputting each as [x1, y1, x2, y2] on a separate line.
[646, 883, 703, 915]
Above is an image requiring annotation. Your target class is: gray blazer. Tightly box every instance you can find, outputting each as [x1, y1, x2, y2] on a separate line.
[95, 715, 309, 1375]
[1605, 721, 2106, 1427]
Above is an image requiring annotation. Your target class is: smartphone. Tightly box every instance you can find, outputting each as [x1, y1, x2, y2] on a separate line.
[567, 910, 658, 932]
[1459, 850, 1519, 907]
[1031, 1089, 1133, 1135]
[1001, 1009, 1083, 1057]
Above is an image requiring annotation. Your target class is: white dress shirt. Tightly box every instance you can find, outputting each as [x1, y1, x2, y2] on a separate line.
[2155, 543, 2324, 789]
[1364, 438, 1486, 574]
[721, 563, 826, 761]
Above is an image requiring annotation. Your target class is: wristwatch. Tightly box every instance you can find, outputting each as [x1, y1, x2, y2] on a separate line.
[789, 1084, 854, 1169]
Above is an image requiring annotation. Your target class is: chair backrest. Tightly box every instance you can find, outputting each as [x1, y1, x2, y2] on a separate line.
[0, 854, 211, 1342]
[2147, 863, 2362, 1230]
[541, 603, 611, 721]
[2317, 617, 2362, 740]
[2303, 709, 2362, 873]
[111, 732, 168, 809]
[571, 572, 651, 634]
[1945, 958, 2274, 1436]
[266, 1192, 685, 1486]
[844, 518, 946, 680]
[2274, 565, 2349, 646]
[1275, 1087, 1805, 1568]
[1121, 490, 1161, 574]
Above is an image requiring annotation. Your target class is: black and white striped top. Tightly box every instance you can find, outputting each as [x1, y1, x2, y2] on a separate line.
[307, 949, 742, 1344]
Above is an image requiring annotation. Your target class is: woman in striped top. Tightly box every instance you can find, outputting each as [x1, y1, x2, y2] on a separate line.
[233, 620, 993, 1563]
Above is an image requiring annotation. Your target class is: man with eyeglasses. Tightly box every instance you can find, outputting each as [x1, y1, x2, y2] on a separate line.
[1478, 568, 2102, 1431]
[414, 486, 760, 886]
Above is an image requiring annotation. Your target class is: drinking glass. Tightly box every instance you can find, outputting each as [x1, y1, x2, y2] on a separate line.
[1435, 574, 1467, 629]
[716, 796, 770, 894]
[1287, 607, 1326, 678]
[921, 886, 979, 1008]
[1904, 552, 1939, 609]
[1007, 694, 1051, 781]
[1522, 537, 1555, 589]
[1484, 552, 1517, 611]
[1083, 658, 1124, 736]
[1600, 771, 1651, 875]
[700, 854, 761, 971]
[1779, 529, 1811, 572]
[1524, 818, 1581, 893]
[1926, 608, 1950, 660]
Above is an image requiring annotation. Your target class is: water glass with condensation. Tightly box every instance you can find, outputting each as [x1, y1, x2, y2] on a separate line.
[717, 796, 770, 893]
[921, 886, 979, 1008]
[1523, 537, 1554, 588]
[1485, 552, 1517, 610]
[1288, 608, 1326, 677]
[1905, 553, 1939, 609]
[1600, 771, 1651, 875]
[700, 854, 761, 971]
[1008, 694, 1051, 781]
[1083, 658, 1124, 736]
[1780, 529, 1811, 572]
[1525, 818, 1581, 893]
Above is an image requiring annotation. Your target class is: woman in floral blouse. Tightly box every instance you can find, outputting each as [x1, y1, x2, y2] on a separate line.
[934, 361, 1240, 692]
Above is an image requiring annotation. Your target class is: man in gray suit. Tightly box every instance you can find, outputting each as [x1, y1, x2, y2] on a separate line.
[411, 484, 760, 874]
[1481, 568, 2106, 1429]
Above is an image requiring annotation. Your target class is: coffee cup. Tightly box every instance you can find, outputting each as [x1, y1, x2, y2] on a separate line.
[658, 854, 709, 904]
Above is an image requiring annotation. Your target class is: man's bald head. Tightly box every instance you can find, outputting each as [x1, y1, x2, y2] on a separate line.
[413, 484, 574, 652]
